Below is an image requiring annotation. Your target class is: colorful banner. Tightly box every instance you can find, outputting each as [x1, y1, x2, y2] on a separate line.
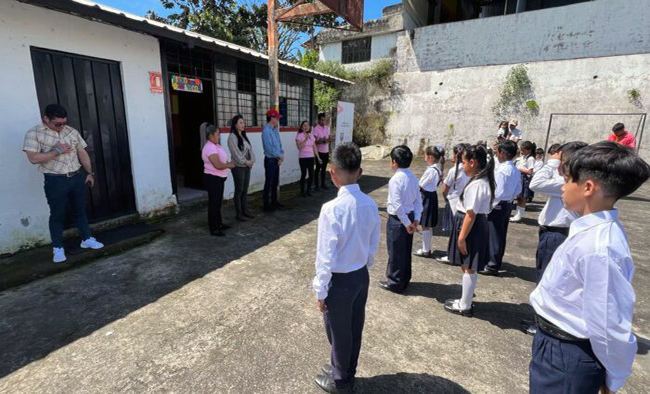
[149, 71, 163, 94]
[171, 75, 203, 93]
[335, 101, 354, 146]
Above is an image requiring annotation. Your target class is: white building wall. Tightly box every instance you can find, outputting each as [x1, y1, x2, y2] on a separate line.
[320, 42, 342, 63]
[397, 0, 650, 73]
[320, 32, 399, 70]
[0, 1, 174, 254]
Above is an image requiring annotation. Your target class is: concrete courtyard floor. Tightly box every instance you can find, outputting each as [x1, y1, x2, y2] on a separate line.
[1, 159, 649, 393]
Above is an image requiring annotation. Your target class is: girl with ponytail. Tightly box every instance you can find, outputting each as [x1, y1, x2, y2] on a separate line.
[436, 144, 470, 263]
[444, 144, 495, 316]
[511, 140, 536, 222]
[414, 145, 445, 257]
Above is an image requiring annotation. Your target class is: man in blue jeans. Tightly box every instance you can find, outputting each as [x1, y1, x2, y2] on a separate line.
[23, 104, 104, 263]
[261, 108, 284, 211]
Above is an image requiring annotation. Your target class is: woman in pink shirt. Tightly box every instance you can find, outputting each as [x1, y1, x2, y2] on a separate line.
[295, 121, 322, 197]
[201, 122, 234, 236]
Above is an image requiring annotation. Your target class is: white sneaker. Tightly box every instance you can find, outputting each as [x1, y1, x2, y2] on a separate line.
[53, 247, 67, 263]
[436, 255, 450, 263]
[510, 215, 521, 223]
[80, 237, 104, 250]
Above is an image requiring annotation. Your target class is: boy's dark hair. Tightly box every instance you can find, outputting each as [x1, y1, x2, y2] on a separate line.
[548, 143, 562, 155]
[535, 148, 544, 155]
[612, 122, 625, 132]
[497, 140, 518, 160]
[566, 141, 650, 200]
[318, 113, 326, 120]
[559, 141, 588, 174]
[44, 104, 67, 119]
[332, 142, 362, 172]
[390, 145, 413, 168]
[460, 144, 496, 205]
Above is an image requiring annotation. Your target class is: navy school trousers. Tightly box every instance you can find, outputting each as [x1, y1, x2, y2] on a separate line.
[536, 227, 569, 282]
[323, 265, 369, 389]
[385, 212, 414, 292]
[486, 201, 513, 272]
[530, 329, 605, 394]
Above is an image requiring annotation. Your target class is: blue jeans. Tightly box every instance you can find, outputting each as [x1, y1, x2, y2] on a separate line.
[263, 157, 280, 207]
[44, 172, 92, 248]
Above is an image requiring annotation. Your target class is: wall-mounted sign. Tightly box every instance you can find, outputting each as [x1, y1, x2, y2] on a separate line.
[149, 71, 163, 94]
[171, 75, 203, 93]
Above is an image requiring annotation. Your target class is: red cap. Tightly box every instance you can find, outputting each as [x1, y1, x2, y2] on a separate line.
[266, 108, 282, 119]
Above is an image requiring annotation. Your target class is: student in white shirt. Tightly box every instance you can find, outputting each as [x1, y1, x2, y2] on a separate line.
[529, 141, 650, 394]
[414, 145, 445, 258]
[312, 143, 380, 393]
[533, 147, 544, 173]
[379, 145, 422, 293]
[436, 144, 470, 264]
[520, 141, 587, 336]
[444, 145, 495, 316]
[510, 141, 536, 222]
[480, 140, 521, 276]
[507, 118, 522, 143]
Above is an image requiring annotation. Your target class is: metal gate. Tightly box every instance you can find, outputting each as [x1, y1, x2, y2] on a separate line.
[30, 48, 136, 222]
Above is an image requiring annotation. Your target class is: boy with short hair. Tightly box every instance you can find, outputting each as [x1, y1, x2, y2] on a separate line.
[480, 140, 520, 276]
[313, 143, 380, 393]
[379, 145, 422, 293]
[529, 141, 650, 394]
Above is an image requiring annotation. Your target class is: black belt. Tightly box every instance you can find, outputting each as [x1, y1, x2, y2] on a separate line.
[389, 211, 414, 220]
[539, 225, 569, 235]
[44, 169, 81, 178]
[535, 314, 588, 342]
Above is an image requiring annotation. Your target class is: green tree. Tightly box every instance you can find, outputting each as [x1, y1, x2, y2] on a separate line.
[147, 0, 340, 60]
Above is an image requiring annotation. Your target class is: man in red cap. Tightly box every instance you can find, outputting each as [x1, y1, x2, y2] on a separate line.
[262, 108, 284, 211]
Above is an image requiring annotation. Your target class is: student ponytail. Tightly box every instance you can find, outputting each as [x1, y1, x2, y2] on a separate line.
[452, 143, 470, 190]
[460, 145, 496, 205]
[521, 141, 536, 161]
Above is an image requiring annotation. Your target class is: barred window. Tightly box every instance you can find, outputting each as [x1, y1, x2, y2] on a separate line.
[342, 37, 371, 64]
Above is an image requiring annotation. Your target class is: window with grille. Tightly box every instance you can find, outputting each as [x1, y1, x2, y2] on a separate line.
[342, 37, 371, 64]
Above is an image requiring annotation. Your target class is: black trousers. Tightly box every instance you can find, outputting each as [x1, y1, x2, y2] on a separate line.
[299, 157, 315, 194]
[486, 201, 513, 272]
[204, 174, 226, 232]
[231, 166, 251, 216]
[536, 227, 568, 282]
[44, 172, 92, 247]
[315, 152, 329, 187]
[530, 329, 605, 394]
[385, 212, 414, 292]
[323, 266, 369, 389]
[263, 157, 280, 208]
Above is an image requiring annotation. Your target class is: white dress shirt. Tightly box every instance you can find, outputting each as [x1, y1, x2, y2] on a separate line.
[533, 159, 544, 173]
[529, 159, 577, 227]
[419, 165, 441, 192]
[494, 160, 521, 203]
[530, 210, 637, 391]
[517, 155, 535, 171]
[443, 165, 469, 215]
[508, 127, 522, 142]
[312, 184, 381, 300]
[456, 178, 492, 215]
[387, 168, 423, 226]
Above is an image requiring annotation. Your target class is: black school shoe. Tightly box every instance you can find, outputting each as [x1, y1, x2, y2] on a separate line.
[478, 268, 500, 276]
[444, 299, 474, 317]
[321, 365, 356, 390]
[210, 229, 226, 237]
[314, 373, 353, 394]
[413, 249, 432, 258]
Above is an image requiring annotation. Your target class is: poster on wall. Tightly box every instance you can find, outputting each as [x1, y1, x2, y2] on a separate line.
[171, 75, 203, 93]
[149, 72, 163, 94]
[335, 101, 354, 146]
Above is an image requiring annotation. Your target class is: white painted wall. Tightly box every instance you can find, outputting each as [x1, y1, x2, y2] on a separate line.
[320, 32, 399, 70]
[0, 1, 174, 254]
[397, 0, 650, 72]
[218, 131, 305, 200]
[361, 54, 650, 160]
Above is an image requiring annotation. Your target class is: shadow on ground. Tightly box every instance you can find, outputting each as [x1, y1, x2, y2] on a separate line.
[356, 373, 469, 393]
[500, 262, 538, 283]
[0, 175, 389, 378]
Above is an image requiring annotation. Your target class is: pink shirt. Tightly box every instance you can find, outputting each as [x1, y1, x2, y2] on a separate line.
[202, 141, 229, 177]
[296, 132, 315, 158]
[312, 124, 330, 153]
[608, 132, 636, 149]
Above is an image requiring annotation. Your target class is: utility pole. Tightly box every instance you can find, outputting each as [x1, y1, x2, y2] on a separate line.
[267, 0, 280, 111]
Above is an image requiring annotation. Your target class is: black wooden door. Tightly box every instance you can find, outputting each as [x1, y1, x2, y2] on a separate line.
[30, 48, 136, 222]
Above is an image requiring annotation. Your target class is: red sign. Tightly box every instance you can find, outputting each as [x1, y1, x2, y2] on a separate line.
[149, 71, 163, 94]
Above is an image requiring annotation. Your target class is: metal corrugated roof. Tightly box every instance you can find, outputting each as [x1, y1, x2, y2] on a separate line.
[18, 0, 352, 85]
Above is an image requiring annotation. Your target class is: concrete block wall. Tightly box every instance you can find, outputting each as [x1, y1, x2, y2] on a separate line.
[397, 0, 650, 73]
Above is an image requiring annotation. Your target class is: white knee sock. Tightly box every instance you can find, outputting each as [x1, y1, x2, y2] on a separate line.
[460, 273, 476, 310]
[518, 206, 525, 217]
[422, 229, 432, 252]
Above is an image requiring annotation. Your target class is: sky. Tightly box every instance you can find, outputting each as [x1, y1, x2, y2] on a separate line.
[98, 0, 398, 22]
